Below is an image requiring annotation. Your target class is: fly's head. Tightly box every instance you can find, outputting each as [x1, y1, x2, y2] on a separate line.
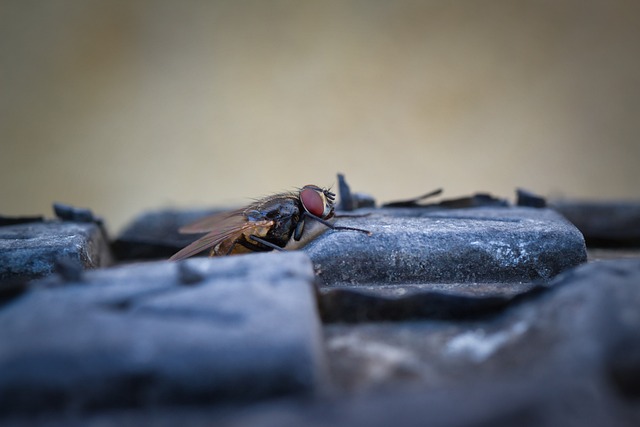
[299, 185, 336, 220]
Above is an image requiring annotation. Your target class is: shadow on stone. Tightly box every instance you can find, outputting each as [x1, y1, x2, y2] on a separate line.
[318, 285, 549, 323]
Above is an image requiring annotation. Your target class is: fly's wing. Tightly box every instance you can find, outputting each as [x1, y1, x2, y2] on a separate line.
[179, 209, 245, 234]
[169, 218, 274, 261]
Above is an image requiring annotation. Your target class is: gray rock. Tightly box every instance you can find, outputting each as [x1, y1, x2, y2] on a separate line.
[551, 200, 640, 247]
[0, 221, 112, 286]
[0, 252, 326, 415]
[305, 207, 587, 285]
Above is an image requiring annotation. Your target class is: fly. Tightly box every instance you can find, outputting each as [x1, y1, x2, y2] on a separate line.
[169, 185, 371, 260]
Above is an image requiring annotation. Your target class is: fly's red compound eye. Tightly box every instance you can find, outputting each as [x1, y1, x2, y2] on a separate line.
[300, 186, 326, 217]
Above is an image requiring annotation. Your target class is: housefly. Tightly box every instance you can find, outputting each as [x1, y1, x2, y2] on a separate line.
[169, 185, 371, 260]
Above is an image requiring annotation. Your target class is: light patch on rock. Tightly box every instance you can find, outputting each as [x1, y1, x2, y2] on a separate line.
[445, 321, 529, 363]
[328, 334, 421, 384]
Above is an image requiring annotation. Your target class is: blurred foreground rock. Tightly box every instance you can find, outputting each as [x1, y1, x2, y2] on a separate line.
[0, 252, 325, 415]
[12, 259, 639, 427]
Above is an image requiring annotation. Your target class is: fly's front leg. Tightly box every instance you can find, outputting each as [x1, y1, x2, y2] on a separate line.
[334, 212, 372, 219]
[302, 212, 372, 236]
[223, 236, 281, 253]
[222, 241, 237, 256]
[247, 235, 285, 251]
[293, 217, 306, 241]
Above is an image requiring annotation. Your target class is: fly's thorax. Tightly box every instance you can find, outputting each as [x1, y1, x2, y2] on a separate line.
[267, 210, 300, 247]
[247, 196, 300, 248]
[241, 221, 275, 240]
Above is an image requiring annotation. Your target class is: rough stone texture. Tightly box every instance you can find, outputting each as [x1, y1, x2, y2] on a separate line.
[305, 207, 587, 285]
[0, 252, 326, 416]
[112, 208, 222, 260]
[551, 200, 640, 247]
[0, 221, 112, 286]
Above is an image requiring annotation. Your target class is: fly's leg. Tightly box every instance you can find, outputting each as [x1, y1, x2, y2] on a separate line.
[222, 240, 238, 256]
[223, 236, 280, 254]
[247, 235, 285, 252]
[293, 216, 306, 241]
[334, 212, 372, 219]
[302, 212, 372, 236]
[215, 240, 243, 256]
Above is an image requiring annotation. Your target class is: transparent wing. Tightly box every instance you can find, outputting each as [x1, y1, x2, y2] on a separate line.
[179, 208, 246, 234]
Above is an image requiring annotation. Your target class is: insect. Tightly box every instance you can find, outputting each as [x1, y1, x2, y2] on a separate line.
[169, 185, 371, 260]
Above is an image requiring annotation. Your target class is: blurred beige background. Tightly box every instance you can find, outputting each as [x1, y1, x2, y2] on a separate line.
[1, 0, 639, 233]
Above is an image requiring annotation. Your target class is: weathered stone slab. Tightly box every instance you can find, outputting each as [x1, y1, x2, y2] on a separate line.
[0, 252, 325, 415]
[305, 207, 587, 285]
[0, 221, 112, 286]
[551, 199, 640, 247]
